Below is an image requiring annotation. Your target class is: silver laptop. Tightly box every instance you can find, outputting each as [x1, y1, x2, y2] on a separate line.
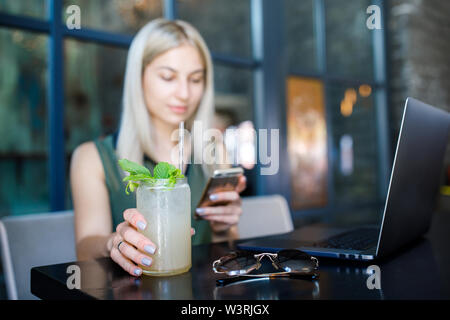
[238, 98, 450, 261]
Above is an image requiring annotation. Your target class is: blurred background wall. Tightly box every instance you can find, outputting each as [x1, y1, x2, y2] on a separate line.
[387, 0, 450, 212]
[387, 0, 450, 161]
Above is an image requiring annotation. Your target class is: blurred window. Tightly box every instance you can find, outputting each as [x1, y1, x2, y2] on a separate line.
[62, 0, 163, 34]
[178, 0, 252, 58]
[64, 40, 127, 152]
[285, 0, 318, 74]
[214, 65, 253, 125]
[0, 0, 47, 19]
[177, 0, 256, 195]
[325, 0, 374, 80]
[285, 0, 386, 212]
[0, 28, 49, 216]
[328, 84, 378, 205]
[63, 40, 128, 208]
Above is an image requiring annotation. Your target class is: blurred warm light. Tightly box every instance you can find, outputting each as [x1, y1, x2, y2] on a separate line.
[359, 84, 372, 98]
[287, 77, 328, 210]
[345, 88, 357, 103]
[340, 99, 353, 117]
[340, 88, 359, 117]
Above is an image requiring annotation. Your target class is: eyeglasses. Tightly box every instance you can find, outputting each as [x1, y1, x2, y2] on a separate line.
[212, 249, 319, 286]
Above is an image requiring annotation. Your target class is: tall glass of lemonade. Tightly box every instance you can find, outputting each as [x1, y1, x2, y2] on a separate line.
[136, 177, 191, 276]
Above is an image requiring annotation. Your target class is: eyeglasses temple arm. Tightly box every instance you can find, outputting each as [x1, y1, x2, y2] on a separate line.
[216, 271, 319, 287]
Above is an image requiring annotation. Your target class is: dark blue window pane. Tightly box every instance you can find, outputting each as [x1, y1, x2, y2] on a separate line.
[0, 28, 49, 217]
[285, 0, 318, 73]
[64, 39, 127, 151]
[325, 0, 375, 79]
[64, 39, 128, 209]
[62, 0, 163, 34]
[214, 64, 253, 124]
[0, 0, 47, 19]
[178, 0, 252, 58]
[327, 83, 379, 206]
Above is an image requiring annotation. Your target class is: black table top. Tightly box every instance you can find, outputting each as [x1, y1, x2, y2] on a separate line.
[31, 209, 450, 300]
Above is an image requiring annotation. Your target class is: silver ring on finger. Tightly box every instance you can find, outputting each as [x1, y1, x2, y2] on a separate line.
[117, 240, 124, 253]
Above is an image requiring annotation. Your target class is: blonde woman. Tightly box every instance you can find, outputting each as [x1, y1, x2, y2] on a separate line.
[70, 19, 246, 276]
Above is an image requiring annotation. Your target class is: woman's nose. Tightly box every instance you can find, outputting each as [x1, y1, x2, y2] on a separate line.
[175, 79, 189, 101]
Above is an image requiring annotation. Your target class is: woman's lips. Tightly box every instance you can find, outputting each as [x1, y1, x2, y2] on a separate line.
[169, 105, 188, 114]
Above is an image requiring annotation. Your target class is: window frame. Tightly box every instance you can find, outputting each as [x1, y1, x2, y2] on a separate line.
[283, 0, 391, 222]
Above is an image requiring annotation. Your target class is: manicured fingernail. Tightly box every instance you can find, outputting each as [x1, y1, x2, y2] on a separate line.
[134, 268, 142, 276]
[145, 245, 156, 255]
[137, 221, 146, 230]
[192, 228, 196, 235]
[209, 194, 218, 201]
[141, 257, 152, 266]
[196, 208, 205, 215]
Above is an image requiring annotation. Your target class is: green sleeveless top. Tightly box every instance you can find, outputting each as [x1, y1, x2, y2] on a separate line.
[93, 134, 212, 245]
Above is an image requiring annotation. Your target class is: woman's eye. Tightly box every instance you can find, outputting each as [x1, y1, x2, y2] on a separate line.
[160, 74, 174, 81]
[191, 77, 204, 84]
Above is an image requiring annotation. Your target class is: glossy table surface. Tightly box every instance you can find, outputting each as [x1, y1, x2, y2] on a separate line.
[31, 209, 450, 300]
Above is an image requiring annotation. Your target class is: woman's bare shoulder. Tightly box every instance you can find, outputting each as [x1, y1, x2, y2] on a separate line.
[70, 141, 104, 179]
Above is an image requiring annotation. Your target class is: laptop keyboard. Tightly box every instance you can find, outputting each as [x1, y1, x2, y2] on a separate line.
[316, 227, 379, 251]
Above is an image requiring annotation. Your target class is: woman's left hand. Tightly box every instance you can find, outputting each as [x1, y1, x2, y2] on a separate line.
[195, 175, 247, 233]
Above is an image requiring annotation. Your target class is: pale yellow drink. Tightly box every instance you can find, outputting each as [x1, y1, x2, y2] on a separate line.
[136, 177, 191, 276]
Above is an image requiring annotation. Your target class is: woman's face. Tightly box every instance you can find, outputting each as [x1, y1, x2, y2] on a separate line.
[142, 44, 205, 127]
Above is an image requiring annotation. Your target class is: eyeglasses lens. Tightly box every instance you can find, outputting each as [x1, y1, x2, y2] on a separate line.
[276, 249, 316, 273]
[220, 252, 257, 272]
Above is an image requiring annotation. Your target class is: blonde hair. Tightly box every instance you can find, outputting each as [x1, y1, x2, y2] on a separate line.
[116, 18, 214, 174]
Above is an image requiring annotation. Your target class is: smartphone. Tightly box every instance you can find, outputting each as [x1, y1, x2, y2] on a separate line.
[195, 167, 244, 220]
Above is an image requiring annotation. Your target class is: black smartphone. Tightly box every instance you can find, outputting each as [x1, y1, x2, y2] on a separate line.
[194, 167, 244, 220]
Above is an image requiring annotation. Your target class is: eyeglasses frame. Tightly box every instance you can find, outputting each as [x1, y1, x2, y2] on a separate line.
[212, 250, 319, 277]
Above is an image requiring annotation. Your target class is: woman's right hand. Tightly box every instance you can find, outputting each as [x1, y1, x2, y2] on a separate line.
[108, 208, 196, 276]
[109, 208, 157, 277]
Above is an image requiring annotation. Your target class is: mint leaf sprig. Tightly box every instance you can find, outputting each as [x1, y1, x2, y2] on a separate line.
[118, 159, 185, 195]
